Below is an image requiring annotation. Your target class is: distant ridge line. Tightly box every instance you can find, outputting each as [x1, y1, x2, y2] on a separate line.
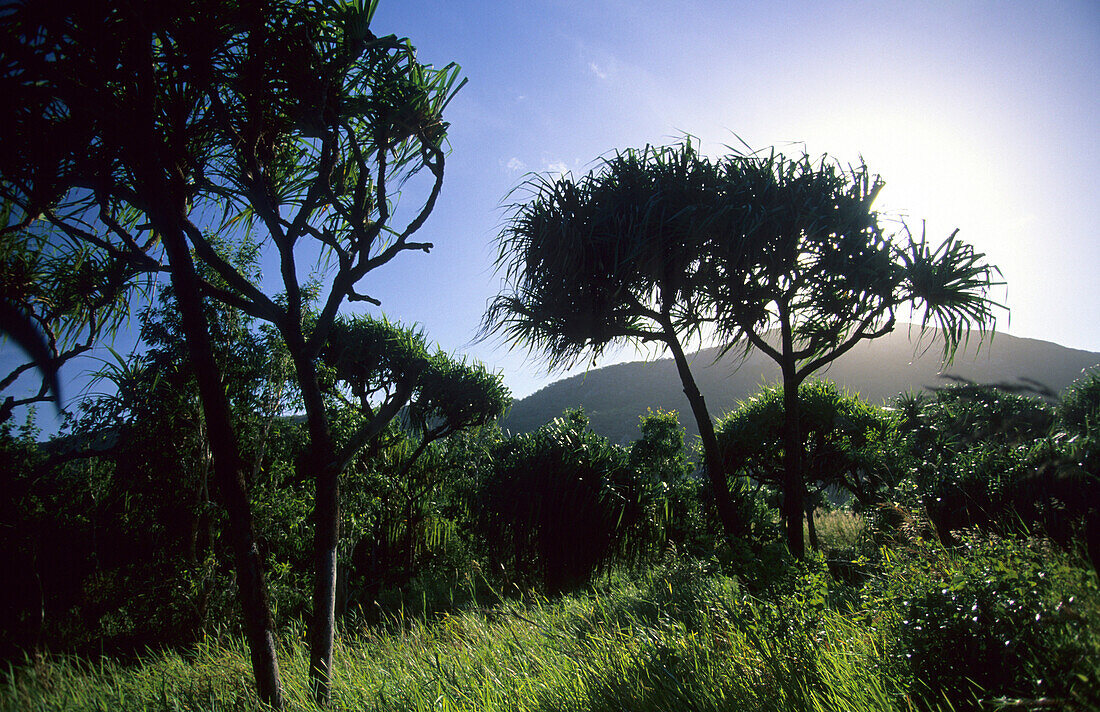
[501, 330, 1100, 444]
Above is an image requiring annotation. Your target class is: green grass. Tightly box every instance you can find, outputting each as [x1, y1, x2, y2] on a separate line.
[810, 508, 869, 553]
[3, 571, 931, 712]
[8, 529, 1096, 712]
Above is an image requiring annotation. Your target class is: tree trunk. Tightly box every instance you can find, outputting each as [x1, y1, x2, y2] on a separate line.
[780, 365, 806, 560]
[806, 502, 819, 552]
[285, 344, 341, 708]
[663, 334, 744, 545]
[291, 357, 418, 706]
[308, 459, 340, 707]
[155, 218, 285, 708]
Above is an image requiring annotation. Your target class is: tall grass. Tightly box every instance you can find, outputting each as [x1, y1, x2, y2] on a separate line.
[810, 508, 869, 553]
[3, 567, 935, 712]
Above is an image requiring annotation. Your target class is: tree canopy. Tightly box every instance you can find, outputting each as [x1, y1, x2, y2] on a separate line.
[485, 139, 1003, 558]
[1, 0, 466, 705]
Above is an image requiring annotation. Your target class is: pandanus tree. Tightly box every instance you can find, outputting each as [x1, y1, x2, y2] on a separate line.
[1, 0, 464, 705]
[322, 315, 510, 583]
[1, 2, 286, 703]
[319, 315, 509, 480]
[484, 142, 752, 546]
[703, 150, 1003, 557]
[485, 140, 1002, 558]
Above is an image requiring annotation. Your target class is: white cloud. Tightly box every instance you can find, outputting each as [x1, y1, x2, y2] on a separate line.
[504, 157, 526, 173]
[545, 160, 570, 175]
[587, 61, 608, 79]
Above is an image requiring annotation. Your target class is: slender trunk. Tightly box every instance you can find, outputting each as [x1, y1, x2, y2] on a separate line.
[287, 344, 340, 708]
[308, 459, 340, 707]
[156, 218, 285, 708]
[290, 335, 416, 706]
[663, 334, 743, 545]
[780, 365, 805, 560]
[806, 503, 818, 552]
[776, 301, 805, 559]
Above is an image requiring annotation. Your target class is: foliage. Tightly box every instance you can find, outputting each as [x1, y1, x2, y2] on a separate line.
[406, 353, 511, 439]
[320, 316, 431, 411]
[476, 410, 653, 592]
[340, 423, 495, 617]
[895, 385, 1054, 466]
[717, 381, 902, 508]
[0, 209, 144, 422]
[810, 508, 869, 555]
[627, 410, 715, 555]
[0, 269, 298, 656]
[628, 409, 692, 483]
[486, 141, 726, 370]
[1, 563, 942, 712]
[481, 140, 758, 546]
[319, 315, 509, 609]
[1059, 368, 1100, 479]
[861, 533, 1100, 709]
[892, 384, 1099, 559]
[2, 0, 468, 701]
[1060, 368, 1100, 437]
[701, 148, 1001, 558]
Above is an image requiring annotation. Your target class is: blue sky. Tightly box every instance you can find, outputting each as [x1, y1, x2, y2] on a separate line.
[351, 0, 1100, 400]
[4, 0, 1098, 426]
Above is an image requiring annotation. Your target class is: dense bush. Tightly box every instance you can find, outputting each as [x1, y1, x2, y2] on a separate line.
[1058, 368, 1100, 440]
[895, 384, 1100, 567]
[476, 410, 652, 592]
[341, 423, 500, 619]
[718, 381, 902, 508]
[861, 532, 1100, 708]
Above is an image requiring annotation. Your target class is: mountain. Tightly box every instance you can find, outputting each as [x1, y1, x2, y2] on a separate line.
[501, 330, 1100, 444]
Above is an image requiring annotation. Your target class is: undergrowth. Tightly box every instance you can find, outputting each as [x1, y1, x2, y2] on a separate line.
[3, 534, 1097, 712]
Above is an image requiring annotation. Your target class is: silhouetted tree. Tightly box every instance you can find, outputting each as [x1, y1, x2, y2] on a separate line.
[485, 140, 1002, 559]
[483, 142, 751, 546]
[703, 149, 1002, 558]
[0, 2, 286, 702]
[0, 0, 464, 704]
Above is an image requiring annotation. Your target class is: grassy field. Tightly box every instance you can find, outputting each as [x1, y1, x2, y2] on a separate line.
[0, 562, 945, 712]
[4, 525, 1097, 712]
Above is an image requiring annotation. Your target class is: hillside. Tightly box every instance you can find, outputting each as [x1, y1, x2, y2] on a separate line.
[501, 330, 1100, 443]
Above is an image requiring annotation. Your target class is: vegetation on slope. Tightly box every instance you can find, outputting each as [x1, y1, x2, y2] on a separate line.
[504, 330, 1100, 444]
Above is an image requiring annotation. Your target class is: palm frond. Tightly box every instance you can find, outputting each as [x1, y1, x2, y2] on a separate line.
[901, 224, 1005, 362]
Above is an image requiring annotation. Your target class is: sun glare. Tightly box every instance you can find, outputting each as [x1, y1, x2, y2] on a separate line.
[810, 108, 1016, 242]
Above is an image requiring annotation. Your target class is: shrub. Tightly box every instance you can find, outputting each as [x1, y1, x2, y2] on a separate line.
[476, 410, 649, 592]
[861, 532, 1100, 709]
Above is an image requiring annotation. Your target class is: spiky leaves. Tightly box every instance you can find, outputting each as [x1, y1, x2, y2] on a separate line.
[486, 141, 727, 371]
[702, 149, 1001, 558]
[706, 150, 1003, 379]
[900, 226, 1004, 360]
[486, 140, 1003, 559]
[0, 217, 142, 420]
[485, 140, 764, 547]
[408, 354, 511, 440]
[320, 313, 509, 466]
